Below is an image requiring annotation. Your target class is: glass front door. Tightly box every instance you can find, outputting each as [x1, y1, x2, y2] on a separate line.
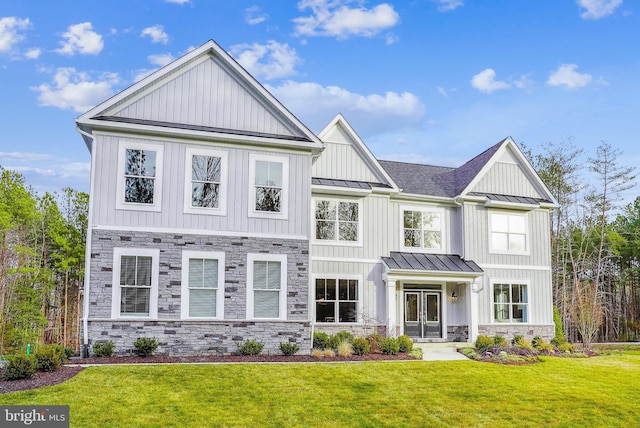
[404, 291, 441, 339]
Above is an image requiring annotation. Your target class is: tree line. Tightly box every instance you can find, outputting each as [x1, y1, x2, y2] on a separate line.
[0, 167, 87, 355]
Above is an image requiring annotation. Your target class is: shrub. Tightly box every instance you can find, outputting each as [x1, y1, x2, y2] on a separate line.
[328, 335, 341, 350]
[134, 337, 158, 357]
[552, 306, 566, 345]
[64, 346, 76, 359]
[323, 348, 336, 357]
[35, 344, 65, 372]
[279, 342, 300, 356]
[310, 348, 323, 358]
[557, 342, 575, 353]
[313, 332, 330, 350]
[2, 355, 36, 381]
[493, 335, 508, 347]
[397, 335, 413, 353]
[367, 333, 384, 352]
[93, 341, 115, 357]
[381, 337, 400, 355]
[335, 331, 354, 342]
[351, 337, 371, 356]
[337, 339, 353, 357]
[475, 334, 493, 350]
[512, 335, 533, 350]
[236, 340, 264, 356]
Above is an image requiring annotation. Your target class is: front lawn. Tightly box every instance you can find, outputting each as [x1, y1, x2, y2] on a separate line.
[1, 355, 639, 427]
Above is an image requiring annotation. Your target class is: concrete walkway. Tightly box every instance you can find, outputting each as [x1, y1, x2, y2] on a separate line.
[413, 343, 472, 361]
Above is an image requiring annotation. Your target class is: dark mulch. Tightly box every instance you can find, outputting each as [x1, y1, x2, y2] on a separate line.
[0, 352, 416, 394]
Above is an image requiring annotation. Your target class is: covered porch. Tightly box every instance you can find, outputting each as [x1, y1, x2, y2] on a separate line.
[381, 252, 484, 342]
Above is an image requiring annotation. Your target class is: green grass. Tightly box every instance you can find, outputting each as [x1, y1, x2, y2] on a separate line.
[1, 356, 640, 427]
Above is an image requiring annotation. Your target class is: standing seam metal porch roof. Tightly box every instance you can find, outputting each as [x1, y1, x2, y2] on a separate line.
[382, 252, 484, 274]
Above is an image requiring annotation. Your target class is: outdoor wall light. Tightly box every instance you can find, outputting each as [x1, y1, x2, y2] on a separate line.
[450, 290, 458, 303]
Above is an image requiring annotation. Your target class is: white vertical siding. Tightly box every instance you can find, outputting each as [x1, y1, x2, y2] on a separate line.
[473, 161, 542, 198]
[312, 141, 381, 182]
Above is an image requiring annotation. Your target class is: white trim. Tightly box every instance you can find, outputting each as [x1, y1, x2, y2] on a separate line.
[246, 253, 288, 320]
[488, 210, 530, 256]
[399, 205, 446, 253]
[312, 185, 372, 197]
[116, 141, 164, 212]
[183, 147, 228, 216]
[181, 250, 225, 320]
[79, 128, 96, 347]
[480, 263, 551, 271]
[92, 225, 308, 241]
[312, 197, 363, 247]
[311, 273, 363, 324]
[111, 248, 160, 319]
[489, 278, 530, 324]
[248, 153, 289, 220]
[311, 256, 380, 264]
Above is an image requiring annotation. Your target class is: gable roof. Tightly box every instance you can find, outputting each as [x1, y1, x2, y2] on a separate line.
[377, 161, 456, 198]
[76, 40, 323, 152]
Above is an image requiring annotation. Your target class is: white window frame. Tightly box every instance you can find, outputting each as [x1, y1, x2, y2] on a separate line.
[400, 205, 445, 253]
[312, 274, 363, 324]
[246, 253, 287, 320]
[248, 153, 289, 220]
[183, 147, 228, 215]
[181, 250, 225, 320]
[312, 198, 363, 247]
[111, 248, 160, 319]
[116, 141, 164, 212]
[488, 211, 529, 255]
[490, 279, 530, 324]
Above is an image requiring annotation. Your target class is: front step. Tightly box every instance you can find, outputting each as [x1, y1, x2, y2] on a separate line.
[413, 342, 473, 350]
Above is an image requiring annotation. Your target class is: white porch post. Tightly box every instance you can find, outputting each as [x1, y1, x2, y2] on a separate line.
[468, 279, 479, 342]
[386, 280, 397, 337]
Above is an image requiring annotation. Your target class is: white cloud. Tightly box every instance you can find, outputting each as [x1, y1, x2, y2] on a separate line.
[230, 41, 301, 80]
[0, 17, 31, 53]
[32, 67, 119, 113]
[293, 0, 399, 39]
[437, 86, 447, 96]
[546, 64, 603, 89]
[432, 0, 464, 12]
[141, 25, 169, 44]
[0, 151, 53, 162]
[246, 6, 268, 24]
[24, 47, 41, 59]
[577, 0, 622, 19]
[266, 80, 426, 135]
[148, 53, 174, 67]
[55, 22, 103, 56]
[471, 69, 511, 93]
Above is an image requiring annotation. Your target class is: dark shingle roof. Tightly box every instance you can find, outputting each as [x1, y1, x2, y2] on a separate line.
[453, 139, 505, 194]
[382, 252, 483, 273]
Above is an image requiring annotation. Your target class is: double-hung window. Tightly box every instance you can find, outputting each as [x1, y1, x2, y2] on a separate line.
[490, 212, 528, 253]
[184, 148, 227, 215]
[181, 251, 225, 319]
[248, 154, 289, 219]
[111, 248, 159, 318]
[247, 254, 287, 320]
[117, 141, 163, 211]
[402, 208, 443, 251]
[493, 282, 528, 323]
[315, 199, 360, 243]
[315, 278, 359, 323]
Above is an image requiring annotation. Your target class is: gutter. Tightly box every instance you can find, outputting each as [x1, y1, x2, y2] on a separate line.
[76, 125, 96, 356]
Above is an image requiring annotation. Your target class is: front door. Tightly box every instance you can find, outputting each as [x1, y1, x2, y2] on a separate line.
[404, 291, 441, 339]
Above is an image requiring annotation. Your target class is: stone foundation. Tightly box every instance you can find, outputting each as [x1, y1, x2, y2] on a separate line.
[314, 324, 386, 338]
[478, 324, 554, 342]
[447, 325, 469, 342]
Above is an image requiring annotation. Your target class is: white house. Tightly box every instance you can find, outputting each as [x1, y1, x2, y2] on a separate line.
[77, 40, 557, 356]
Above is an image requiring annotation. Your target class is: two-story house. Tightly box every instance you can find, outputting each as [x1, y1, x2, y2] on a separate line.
[77, 40, 557, 356]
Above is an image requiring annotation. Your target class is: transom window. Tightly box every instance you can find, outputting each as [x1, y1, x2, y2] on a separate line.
[117, 141, 163, 212]
[112, 248, 159, 318]
[184, 148, 227, 215]
[403, 209, 442, 250]
[493, 283, 528, 323]
[490, 212, 527, 252]
[315, 200, 359, 242]
[247, 254, 287, 320]
[315, 278, 358, 323]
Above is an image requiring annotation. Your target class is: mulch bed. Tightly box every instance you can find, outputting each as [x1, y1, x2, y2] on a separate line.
[0, 352, 417, 394]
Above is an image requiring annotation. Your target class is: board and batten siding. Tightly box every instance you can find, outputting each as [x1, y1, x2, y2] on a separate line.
[111, 55, 302, 138]
[312, 141, 382, 183]
[472, 161, 543, 199]
[91, 133, 311, 236]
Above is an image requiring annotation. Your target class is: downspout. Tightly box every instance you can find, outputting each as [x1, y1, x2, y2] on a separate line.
[76, 125, 96, 357]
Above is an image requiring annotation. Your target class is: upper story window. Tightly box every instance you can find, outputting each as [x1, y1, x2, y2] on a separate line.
[111, 248, 159, 319]
[493, 282, 528, 323]
[248, 154, 289, 219]
[402, 207, 443, 251]
[184, 148, 227, 215]
[117, 141, 163, 212]
[181, 251, 225, 319]
[247, 253, 288, 320]
[490, 212, 528, 253]
[314, 199, 360, 244]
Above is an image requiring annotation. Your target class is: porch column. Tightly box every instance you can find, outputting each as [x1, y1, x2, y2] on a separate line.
[386, 280, 397, 337]
[468, 279, 479, 342]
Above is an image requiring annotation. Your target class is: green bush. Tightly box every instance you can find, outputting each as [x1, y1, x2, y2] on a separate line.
[64, 346, 76, 359]
[328, 335, 341, 350]
[512, 335, 533, 350]
[397, 335, 413, 353]
[2, 355, 36, 381]
[313, 332, 330, 350]
[351, 337, 371, 355]
[381, 337, 400, 355]
[335, 331, 354, 342]
[279, 342, 300, 356]
[134, 337, 158, 357]
[35, 344, 65, 372]
[557, 342, 575, 353]
[366, 333, 384, 352]
[552, 306, 566, 345]
[236, 340, 264, 356]
[475, 335, 493, 350]
[93, 341, 115, 357]
[493, 335, 508, 347]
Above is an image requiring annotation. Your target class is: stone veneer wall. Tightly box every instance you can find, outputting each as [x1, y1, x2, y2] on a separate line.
[87, 229, 310, 356]
[478, 324, 554, 342]
[314, 324, 386, 338]
[447, 325, 469, 342]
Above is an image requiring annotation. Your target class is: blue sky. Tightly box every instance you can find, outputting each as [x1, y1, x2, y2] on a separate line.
[1, 0, 638, 199]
